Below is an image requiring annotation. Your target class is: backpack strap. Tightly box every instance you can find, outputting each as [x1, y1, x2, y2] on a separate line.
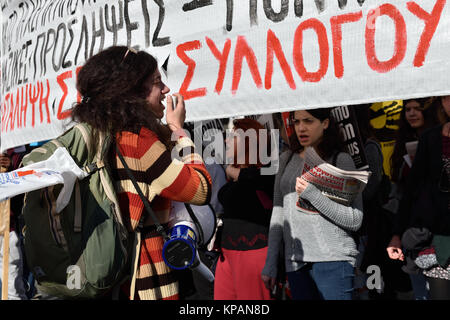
[365, 138, 387, 174]
[365, 138, 383, 156]
[82, 161, 105, 174]
[74, 180, 82, 233]
[74, 123, 107, 175]
[47, 138, 84, 235]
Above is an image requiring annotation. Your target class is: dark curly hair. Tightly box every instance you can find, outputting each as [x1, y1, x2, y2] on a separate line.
[70, 46, 173, 149]
[288, 108, 345, 160]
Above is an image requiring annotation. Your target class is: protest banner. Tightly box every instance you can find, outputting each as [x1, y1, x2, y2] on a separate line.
[281, 112, 294, 138]
[2, 0, 450, 152]
[167, 0, 450, 120]
[1, 0, 173, 151]
[331, 105, 368, 169]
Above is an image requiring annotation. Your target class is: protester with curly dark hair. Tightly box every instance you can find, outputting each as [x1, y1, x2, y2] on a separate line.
[71, 46, 211, 300]
[262, 108, 363, 300]
[71, 46, 174, 149]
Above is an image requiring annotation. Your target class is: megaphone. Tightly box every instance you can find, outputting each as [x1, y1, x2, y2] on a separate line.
[162, 202, 217, 281]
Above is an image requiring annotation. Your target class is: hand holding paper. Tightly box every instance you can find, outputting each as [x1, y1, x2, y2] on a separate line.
[295, 176, 309, 195]
[0, 148, 88, 213]
[299, 147, 371, 206]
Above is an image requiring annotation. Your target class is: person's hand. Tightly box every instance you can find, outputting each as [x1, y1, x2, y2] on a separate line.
[295, 177, 309, 195]
[386, 235, 404, 261]
[442, 122, 450, 138]
[0, 154, 11, 169]
[261, 274, 276, 292]
[166, 93, 186, 132]
[226, 165, 240, 182]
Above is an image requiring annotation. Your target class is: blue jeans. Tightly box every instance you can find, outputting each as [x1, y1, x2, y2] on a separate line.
[287, 261, 355, 300]
[409, 273, 430, 300]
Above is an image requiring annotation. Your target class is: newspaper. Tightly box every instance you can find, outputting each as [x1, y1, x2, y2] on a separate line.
[297, 147, 371, 211]
[403, 141, 419, 168]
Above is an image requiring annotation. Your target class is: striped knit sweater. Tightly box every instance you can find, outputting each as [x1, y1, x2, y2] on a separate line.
[113, 126, 211, 300]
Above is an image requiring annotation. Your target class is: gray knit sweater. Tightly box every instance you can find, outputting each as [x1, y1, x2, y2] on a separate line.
[262, 150, 364, 278]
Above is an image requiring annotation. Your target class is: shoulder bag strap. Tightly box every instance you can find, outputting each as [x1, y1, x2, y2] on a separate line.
[184, 203, 205, 247]
[115, 144, 169, 240]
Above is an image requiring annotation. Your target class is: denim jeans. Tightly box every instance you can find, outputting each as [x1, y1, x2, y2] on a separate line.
[409, 273, 430, 300]
[287, 261, 355, 300]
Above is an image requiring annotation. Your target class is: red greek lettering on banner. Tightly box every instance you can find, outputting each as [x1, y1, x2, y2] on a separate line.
[177, 40, 207, 100]
[265, 29, 296, 90]
[406, 0, 446, 68]
[365, 3, 407, 73]
[330, 11, 363, 79]
[293, 18, 329, 83]
[205, 37, 231, 95]
[232, 35, 263, 95]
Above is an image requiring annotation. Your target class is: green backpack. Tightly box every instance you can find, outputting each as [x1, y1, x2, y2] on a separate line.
[21, 123, 133, 299]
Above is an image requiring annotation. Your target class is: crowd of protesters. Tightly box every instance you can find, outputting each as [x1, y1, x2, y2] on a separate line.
[1, 46, 449, 300]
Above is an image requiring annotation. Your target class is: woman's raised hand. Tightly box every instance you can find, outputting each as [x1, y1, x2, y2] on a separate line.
[166, 93, 186, 132]
[226, 165, 240, 182]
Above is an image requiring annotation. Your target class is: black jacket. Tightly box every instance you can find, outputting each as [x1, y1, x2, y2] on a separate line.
[395, 125, 450, 266]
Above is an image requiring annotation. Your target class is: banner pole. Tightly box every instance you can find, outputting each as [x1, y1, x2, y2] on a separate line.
[0, 166, 10, 300]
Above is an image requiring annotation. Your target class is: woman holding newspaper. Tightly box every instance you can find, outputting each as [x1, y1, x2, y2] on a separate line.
[262, 108, 366, 300]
